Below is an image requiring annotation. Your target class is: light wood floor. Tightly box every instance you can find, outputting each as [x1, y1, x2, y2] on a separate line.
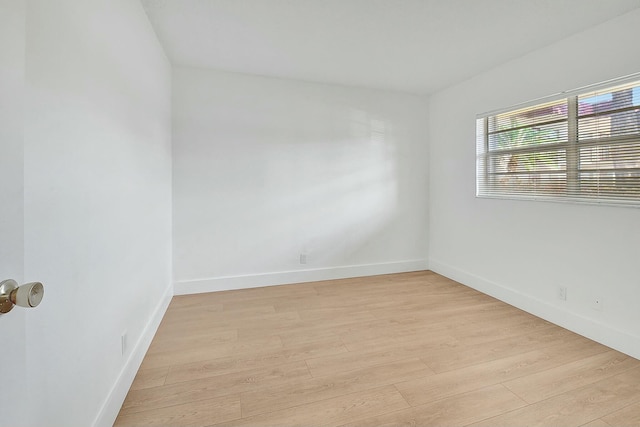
[115, 271, 640, 426]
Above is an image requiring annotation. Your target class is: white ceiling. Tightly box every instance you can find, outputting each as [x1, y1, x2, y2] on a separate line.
[141, 0, 640, 95]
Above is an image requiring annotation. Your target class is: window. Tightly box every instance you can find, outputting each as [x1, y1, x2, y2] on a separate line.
[476, 76, 640, 206]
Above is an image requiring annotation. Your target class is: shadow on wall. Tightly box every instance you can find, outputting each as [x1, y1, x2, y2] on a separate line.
[183, 108, 401, 276]
[293, 109, 400, 266]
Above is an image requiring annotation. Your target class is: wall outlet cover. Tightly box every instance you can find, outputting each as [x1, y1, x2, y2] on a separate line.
[558, 286, 567, 301]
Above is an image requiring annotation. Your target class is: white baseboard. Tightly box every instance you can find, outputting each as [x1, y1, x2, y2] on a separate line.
[429, 258, 640, 360]
[174, 259, 429, 295]
[92, 282, 173, 427]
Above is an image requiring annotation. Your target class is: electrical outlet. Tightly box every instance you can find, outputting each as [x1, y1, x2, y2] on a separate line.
[121, 331, 128, 356]
[299, 253, 307, 264]
[592, 297, 603, 311]
[558, 286, 567, 301]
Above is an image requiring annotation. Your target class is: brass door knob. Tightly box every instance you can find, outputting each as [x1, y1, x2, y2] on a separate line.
[0, 280, 44, 314]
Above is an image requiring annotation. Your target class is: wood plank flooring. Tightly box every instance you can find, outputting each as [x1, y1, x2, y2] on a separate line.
[115, 271, 640, 426]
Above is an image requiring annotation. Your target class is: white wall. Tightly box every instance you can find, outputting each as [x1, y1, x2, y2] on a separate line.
[429, 9, 640, 359]
[0, 0, 24, 293]
[173, 67, 429, 293]
[23, 1, 172, 426]
[0, 1, 28, 425]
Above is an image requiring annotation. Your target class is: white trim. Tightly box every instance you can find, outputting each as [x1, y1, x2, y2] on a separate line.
[476, 193, 640, 209]
[92, 283, 173, 427]
[174, 260, 429, 295]
[429, 258, 640, 360]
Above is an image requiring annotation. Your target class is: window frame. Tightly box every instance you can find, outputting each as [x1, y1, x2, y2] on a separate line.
[476, 74, 640, 208]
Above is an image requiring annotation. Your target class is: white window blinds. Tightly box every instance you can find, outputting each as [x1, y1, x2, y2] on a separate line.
[476, 76, 640, 206]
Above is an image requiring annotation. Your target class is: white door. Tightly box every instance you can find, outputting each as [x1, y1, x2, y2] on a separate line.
[0, 1, 33, 425]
